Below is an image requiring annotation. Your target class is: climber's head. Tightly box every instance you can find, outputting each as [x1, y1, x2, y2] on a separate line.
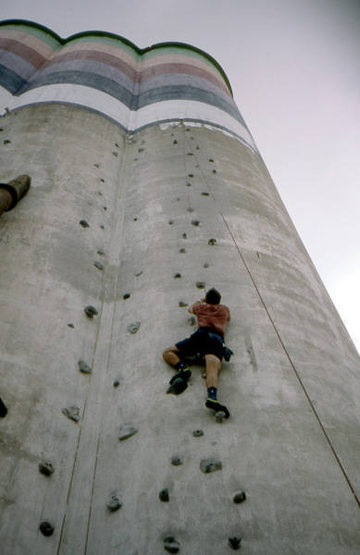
[205, 288, 221, 305]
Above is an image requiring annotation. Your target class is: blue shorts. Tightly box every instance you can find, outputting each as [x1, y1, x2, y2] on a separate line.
[175, 327, 225, 361]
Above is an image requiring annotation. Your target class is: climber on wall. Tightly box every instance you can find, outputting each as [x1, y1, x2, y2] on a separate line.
[162, 288, 232, 418]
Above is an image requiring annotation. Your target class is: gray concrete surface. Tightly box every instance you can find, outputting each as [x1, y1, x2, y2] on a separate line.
[0, 104, 359, 554]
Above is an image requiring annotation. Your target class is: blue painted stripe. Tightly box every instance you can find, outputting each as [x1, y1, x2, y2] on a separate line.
[0, 63, 26, 94]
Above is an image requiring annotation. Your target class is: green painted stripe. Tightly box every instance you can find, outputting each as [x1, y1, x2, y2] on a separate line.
[0, 21, 60, 50]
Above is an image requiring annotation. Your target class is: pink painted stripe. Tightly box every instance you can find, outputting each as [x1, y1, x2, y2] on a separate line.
[0, 29, 56, 59]
[0, 38, 47, 68]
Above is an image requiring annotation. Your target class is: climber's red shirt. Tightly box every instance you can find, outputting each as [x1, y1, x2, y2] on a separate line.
[190, 302, 231, 337]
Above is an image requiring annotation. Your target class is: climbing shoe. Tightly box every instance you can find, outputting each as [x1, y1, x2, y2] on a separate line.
[205, 398, 230, 419]
[169, 368, 191, 385]
[167, 369, 191, 395]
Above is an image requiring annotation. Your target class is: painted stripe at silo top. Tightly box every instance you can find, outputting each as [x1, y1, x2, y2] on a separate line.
[0, 21, 244, 126]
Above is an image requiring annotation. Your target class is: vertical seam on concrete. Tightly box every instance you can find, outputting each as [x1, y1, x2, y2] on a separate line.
[220, 211, 360, 510]
[83, 134, 131, 554]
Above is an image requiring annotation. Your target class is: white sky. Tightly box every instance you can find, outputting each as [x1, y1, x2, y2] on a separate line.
[2, 0, 359, 352]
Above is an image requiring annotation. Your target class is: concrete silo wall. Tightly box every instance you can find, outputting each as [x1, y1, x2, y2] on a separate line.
[0, 20, 360, 555]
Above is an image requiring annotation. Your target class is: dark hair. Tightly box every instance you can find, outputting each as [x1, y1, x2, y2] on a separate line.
[205, 288, 221, 305]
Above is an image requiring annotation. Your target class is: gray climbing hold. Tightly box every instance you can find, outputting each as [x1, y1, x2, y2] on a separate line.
[209, 158, 214, 163]
[191, 220, 200, 226]
[200, 458, 222, 473]
[113, 379, 120, 387]
[215, 411, 226, 423]
[127, 321, 140, 334]
[196, 282, 205, 289]
[100, 225, 105, 229]
[138, 148, 144, 152]
[112, 151, 118, 157]
[100, 178, 105, 183]
[94, 163, 100, 168]
[179, 248, 186, 253]
[97, 191, 103, 196]
[159, 488, 170, 502]
[186, 182, 191, 187]
[192, 429, 204, 437]
[106, 494, 122, 512]
[188, 174, 194, 178]
[123, 293, 131, 300]
[79, 220, 89, 228]
[119, 424, 138, 441]
[178, 301, 188, 307]
[78, 360, 92, 374]
[103, 206, 107, 211]
[196, 145, 200, 150]
[201, 192, 209, 196]
[39, 461, 54, 477]
[135, 271, 143, 277]
[173, 140, 178, 144]
[84, 305, 98, 318]
[233, 491, 247, 504]
[94, 261, 104, 271]
[182, 233, 187, 239]
[173, 273, 181, 279]
[228, 536, 242, 550]
[97, 249, 104, 256]
[67, 323, 74, 328]
[212, 169, 217, 174]
[62, 406, 80, 422]
[3, 139, 11, 145]
[114, 143, 119, 148]
[208, 238, 216, 245]
[39, 521, 54, 537]
[171, 455, 183, 466]
[203, 263, 209, 268]
[187, 207, 194, 212]
[163, 536, 180, 553]
[168, 220, 174, 225]
[187, 152, 193, 156]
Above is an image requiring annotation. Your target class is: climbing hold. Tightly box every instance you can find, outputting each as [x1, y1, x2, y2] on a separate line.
[84, 305, 98, 318]
[3, 139, 11, 145]
[39, 461, 55, 477]
[127, 321, 141, 334]
[39, 521, 54, 537]
[106, 494, 122, 512]
[233, 491, 247, 504]
[212, 169, 217, 174]
[97, 191, 103, 196]
[176, 197, 181, 201]
[103, 206, 107, 211]
[123, 293, 131, 300]
[179, 248, 186, 253]
[168, 220, 174, 225]
[79, 220, 89, 228]
[135, 271, 143, 277]
[196, 145, 200, 150]
[62, 406, 80, 422]
[201, 192, 209, 196]
[208, 238, 216, 245]
[215, 411, 226, 423]
[133, 217, 138, 221]
[188, 174, 194, 178]
[100, 178, 105, 183]
[171, 455, 183, 466]
[0, 397, 8, 417]
[94, 261, 104, 271]
[113, 379, 120, 387]
[182, 233, 187, 239]
[228, 536, 242, 550]
[67, 323, 74, 328]
[112, 151, 118, 157]
[187, 207, 194, 212]
[97, 249, 105, 256]
[191, 220, 200, 226]
[138, 148, 144, 152]
[203, 263, 209, 268]
[196, 282, 205, 289]
[100, 225, 105, 229]
[173, 140, 178, 144]
[187, 152, 193, 156]
[78, 360, 92, 374]
[163, 536, 180, 553]
[186, 183, 191, 187]
[159, 489, 170, 502]
[133, 158, 138, 161]
[94, 163, 100, 168]
[178, 301, 188, 307]
[173, 273, 181, 279]
[119, 424, 138, 441]
[192, 429, 204, 437]
[114, 143, 119, 148]
[200, 458, 222, 473]
[209, 158, 214, 163]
